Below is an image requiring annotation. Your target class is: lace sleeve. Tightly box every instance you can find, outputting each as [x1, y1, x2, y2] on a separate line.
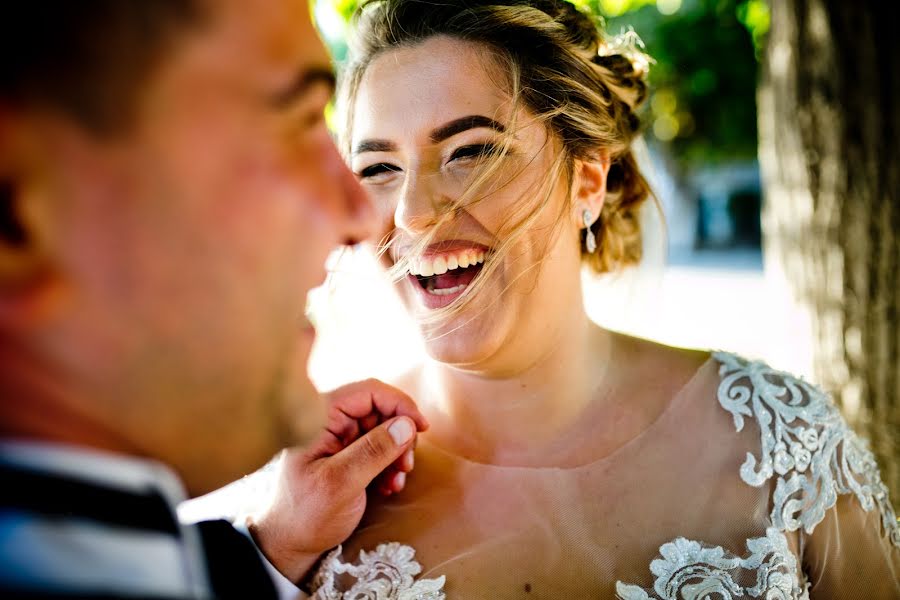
[713, 352, 900, 597]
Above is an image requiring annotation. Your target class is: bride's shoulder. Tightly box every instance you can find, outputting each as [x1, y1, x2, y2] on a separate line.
[666, 347, 847, 463]
[608, 334, 830, 434]
[605, 331, 712, 394]
[700, 351, 898, 539]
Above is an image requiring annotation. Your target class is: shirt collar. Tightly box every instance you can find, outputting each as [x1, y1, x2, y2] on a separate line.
[0, 438, 190, 514]
[0, 438, 214, 598]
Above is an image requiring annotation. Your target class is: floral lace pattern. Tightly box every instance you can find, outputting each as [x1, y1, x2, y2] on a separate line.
[615, 528, 809, 600]
[713, 352, 900, 545]
[309, 542, 446, 600]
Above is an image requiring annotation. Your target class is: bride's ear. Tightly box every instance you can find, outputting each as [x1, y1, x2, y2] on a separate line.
[571, 151, 610, 228]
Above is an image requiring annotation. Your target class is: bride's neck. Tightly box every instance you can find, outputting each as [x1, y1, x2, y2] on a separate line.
[419, 312, 612, 464]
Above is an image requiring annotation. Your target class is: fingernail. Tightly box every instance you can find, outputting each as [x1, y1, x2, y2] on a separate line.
[404, 449, 415, 469]
[388, 418, 414, 445]
[394, 471, 406, 489]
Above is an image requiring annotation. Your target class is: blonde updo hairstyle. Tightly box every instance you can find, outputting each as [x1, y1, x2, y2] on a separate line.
[340, 0, 653, 322]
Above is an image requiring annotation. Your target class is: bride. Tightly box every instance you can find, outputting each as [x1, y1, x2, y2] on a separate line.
[305, 0, 900, 596]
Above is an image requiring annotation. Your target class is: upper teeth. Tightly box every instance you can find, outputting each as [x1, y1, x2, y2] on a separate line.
[410, 250, 485, 277]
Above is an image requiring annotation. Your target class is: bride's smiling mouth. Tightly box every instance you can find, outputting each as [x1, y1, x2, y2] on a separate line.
[403, 243, 489, 310]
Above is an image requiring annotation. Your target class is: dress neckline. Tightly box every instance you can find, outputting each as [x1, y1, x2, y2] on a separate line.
[418, 352, 717, 472]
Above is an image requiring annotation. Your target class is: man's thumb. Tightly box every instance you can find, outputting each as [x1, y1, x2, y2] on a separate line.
[331, 417, 415, 488]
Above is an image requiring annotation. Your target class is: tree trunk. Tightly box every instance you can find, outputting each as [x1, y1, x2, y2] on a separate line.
[758, 0, 900, 507]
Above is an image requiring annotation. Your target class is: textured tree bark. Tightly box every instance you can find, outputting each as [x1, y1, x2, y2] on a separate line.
[758, 0, 900, 506]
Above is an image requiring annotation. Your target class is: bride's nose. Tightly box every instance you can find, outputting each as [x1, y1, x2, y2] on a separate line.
[393, 170, 450, 234]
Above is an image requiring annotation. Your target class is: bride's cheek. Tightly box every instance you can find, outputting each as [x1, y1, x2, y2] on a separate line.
[379, 196, 403, 234]
[363, 194, 399, 267]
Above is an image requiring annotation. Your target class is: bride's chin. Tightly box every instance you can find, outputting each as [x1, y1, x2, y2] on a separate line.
[420, 319, 505, 369]
[396, 279, 507, 366]
[424, 339, 494, 368]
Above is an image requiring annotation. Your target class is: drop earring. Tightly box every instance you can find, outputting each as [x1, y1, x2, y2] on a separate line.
[582, 209, 597, 254]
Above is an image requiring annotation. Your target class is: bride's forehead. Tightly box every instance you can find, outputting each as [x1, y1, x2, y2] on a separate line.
[365, 35, 503, 84]
[353, 38, 513, 130]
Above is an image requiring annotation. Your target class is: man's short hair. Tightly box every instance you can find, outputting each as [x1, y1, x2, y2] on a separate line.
[0, 1, 206, 135]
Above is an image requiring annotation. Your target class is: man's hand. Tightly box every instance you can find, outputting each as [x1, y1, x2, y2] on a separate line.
[247, 379, 429, 583]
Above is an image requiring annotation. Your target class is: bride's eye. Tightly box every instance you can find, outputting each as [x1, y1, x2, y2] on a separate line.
[357, 163, 402, 181]
[449, 143, 501, 163]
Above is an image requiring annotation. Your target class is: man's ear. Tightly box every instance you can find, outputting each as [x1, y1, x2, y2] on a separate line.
[571, 151, 610, 229]
[0, 109, 65, 328]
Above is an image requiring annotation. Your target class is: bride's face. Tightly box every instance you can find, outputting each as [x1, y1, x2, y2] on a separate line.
[350, 35, 585, 371]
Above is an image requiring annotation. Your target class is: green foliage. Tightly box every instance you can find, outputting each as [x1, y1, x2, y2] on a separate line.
[589, 0, 764, 166]
[319, 0, 766, 167]
[581, 0, 657, 17]
[736, 0, 771, 57]
[334, 0, 359, 20]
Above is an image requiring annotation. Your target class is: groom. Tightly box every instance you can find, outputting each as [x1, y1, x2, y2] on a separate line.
[0, 1, 426, 598]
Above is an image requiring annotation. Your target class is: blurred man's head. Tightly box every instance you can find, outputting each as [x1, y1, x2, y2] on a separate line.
[0, 0, 373, 495]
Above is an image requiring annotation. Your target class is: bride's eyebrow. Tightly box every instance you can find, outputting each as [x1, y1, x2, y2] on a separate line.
[353, 115, 507, 156]
[354, 140, 397, 155]
[429, 115, 506, 143]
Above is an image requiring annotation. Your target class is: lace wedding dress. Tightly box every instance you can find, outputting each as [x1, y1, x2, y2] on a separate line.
[308, 353, 900, 598]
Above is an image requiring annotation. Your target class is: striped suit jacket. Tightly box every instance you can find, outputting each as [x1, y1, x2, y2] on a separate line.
[0, 441, 282, 599]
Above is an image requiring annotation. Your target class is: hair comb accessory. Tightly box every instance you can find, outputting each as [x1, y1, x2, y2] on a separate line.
[597, 26, 653, 76]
